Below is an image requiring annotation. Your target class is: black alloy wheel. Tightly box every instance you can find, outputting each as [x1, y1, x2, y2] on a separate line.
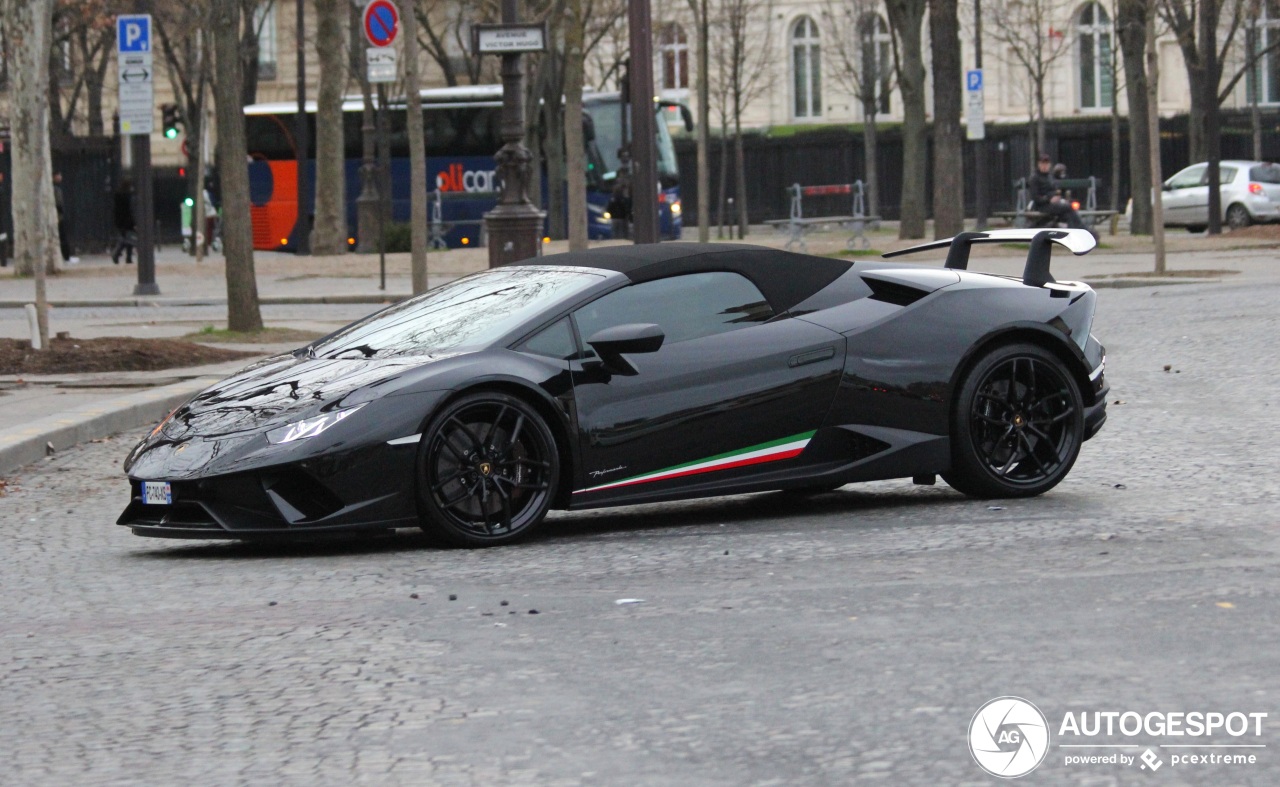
[944, 343, 1084, 498]
[1226, 204, 1252, 230]
[417, 392, 559, 547]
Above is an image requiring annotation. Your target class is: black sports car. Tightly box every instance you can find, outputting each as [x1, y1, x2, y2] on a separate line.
[119, 230, 1107, 546]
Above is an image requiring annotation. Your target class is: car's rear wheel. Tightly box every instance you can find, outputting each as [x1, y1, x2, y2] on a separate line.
[943, 343, 1084, 498]
[416, 392, 558, 547]
[1226, 203, 1252, 230]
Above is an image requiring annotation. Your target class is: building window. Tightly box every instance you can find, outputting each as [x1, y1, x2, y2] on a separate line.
[1250, 0, 1280, 105]
[792, 16, 822, 118]
[1077, 2, 1113, 109]
[255, 3, 278, 81]
[858, 13, 892, 115]
[658, 23, 688, 91]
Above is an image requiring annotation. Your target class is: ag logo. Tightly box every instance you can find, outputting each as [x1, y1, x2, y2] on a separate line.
[968, 696, 1050, 778]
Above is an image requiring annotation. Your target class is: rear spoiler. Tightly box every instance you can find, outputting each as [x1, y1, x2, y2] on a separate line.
[881, 228, 1096, 287]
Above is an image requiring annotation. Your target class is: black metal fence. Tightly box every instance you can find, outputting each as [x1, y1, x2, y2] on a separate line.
[675, 110, 1280, 226]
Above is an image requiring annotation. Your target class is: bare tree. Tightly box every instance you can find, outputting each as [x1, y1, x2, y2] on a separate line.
[4, 0, 56, 346]
[239, 0, 276, 107]
[687, 0, 711, 241]
[414, 0, 500, 86]
[825, 0, 895, 218]
[712, 0, 772, 238]
[885, 0, 928, 238]
[930, 0, 965, 237]
[1117, 0, 1153, 234]
[49, 0, 117, 137]
[310, 0, 347, 255]
[565, 0, 589, 250]
[1147, 0, 1166, 270]
[156, 2, 213, 254]
[989, 0, 1073, 162]
[213, 1, 264, 332]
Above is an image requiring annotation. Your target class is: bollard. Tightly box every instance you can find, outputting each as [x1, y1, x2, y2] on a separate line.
[25, 303, 41, 350]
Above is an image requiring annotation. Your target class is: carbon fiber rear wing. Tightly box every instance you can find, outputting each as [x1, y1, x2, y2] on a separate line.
[881, 228, 1097, 287]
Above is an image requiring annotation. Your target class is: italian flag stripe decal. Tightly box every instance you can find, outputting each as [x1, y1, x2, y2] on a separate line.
[576, 431, 815, 495]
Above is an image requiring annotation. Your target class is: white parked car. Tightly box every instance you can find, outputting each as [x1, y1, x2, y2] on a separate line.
[1158, 160, 1280, 231]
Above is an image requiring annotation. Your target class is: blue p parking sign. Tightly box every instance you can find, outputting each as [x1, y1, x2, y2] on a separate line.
[117, 15, 151, 53]
[967, 70, 983, 92]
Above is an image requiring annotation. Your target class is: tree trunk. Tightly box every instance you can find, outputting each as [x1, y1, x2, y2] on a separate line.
[733, 116, 748, 238]
[1035, 82, 1047, 156]
[1117, 0, 1152, 234]
[311, 0, 348, 256]
[1201, 0, 1222, 235]
[6, 0, 54, 349]
[564, 0, 588, 251]
[213, 1, 264, 332]
[886, 0, 928, 239]
[716, 120, 728, 238]
[402, 0, 429, 290]
[240, 0, 261, 108]
[695, 0, 710, 242]
[543, 92, 567, 240]
[863, 106, 880, 218]
[1146, 1, 1166, 273]
[1110, 83, 1121, 213]
[929, 0, 964, 238]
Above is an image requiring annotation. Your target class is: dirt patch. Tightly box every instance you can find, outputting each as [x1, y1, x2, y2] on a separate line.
[1226, 224, 1280, 240]
[0, 337, 257, 375]
[182, 327, 324, 345]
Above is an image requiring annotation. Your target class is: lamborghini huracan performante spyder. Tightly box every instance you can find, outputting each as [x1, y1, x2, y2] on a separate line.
[119, 230, 1108, 546]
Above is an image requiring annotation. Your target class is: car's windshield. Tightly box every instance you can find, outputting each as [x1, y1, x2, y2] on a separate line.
[311, 266, 607, 360]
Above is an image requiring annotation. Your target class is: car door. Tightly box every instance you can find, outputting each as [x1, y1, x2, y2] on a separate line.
[568, 271, 845, 503]
[1162, 164, 1207, 225]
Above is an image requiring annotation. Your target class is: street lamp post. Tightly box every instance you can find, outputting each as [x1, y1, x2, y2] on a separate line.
[480, 0, 546, 267]
[627, 0, 659, 244]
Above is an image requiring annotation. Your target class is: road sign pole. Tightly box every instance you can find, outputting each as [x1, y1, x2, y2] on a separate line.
[118, 10, 159, 295]
[974, 0, 989, 230]
[628, 0, 659, 244]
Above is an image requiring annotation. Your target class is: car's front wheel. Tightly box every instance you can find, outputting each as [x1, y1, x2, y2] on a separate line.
[416, 392, 559, 547]
[943, 343, 1084, 498]
[1226, 203, 1252, 230]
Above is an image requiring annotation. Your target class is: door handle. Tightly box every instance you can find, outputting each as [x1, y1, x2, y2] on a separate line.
[788, 346, 836, 368]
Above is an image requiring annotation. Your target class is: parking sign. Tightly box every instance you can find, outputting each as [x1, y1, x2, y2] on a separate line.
[117, 15, 151, 53]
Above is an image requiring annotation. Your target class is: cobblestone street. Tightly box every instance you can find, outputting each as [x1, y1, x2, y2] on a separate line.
[2, 265, 1278, 785]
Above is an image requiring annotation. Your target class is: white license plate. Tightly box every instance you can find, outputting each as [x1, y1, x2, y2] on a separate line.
[142, 481, 172, 506]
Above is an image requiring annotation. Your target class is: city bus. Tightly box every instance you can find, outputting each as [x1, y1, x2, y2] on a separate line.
[243, 85, 685, 251]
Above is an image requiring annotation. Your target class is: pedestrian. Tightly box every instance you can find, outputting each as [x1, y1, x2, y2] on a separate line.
[202, 187, 218, 254]
[1029, 153, 1092, 235]
[53, 171, 80, 264]
[112, 184, 137, 265]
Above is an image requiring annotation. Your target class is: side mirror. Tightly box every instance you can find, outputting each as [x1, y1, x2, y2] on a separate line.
[1162, 182, 1174, 191]
[587, 323, 664, 376]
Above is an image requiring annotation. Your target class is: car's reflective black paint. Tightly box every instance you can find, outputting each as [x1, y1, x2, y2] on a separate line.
[119, 241, 1107, 540]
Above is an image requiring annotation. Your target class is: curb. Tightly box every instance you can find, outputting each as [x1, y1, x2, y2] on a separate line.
[0, 376, 219, 477]
[0, 294, 412, 309]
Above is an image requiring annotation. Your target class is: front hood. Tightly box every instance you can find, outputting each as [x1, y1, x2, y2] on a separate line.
[162, 353, 446, 440]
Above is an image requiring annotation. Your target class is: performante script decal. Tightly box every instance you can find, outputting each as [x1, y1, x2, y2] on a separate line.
[575, 432, 815, 494]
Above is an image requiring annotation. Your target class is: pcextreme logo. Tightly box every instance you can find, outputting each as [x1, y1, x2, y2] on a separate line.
[969, 698, 1268, 778]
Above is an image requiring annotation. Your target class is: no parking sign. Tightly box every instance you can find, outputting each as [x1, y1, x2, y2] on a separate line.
[363, 0, 399, 48]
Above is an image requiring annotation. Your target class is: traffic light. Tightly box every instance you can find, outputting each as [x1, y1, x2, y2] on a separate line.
[162, 103, 182, 140]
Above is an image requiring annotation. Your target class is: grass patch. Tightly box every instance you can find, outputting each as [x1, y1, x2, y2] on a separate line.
[184, 326, 326, 345]
[828, 248, 884, 257]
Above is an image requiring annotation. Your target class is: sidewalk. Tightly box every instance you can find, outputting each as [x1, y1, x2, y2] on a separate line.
[1, 227, 1276, 478]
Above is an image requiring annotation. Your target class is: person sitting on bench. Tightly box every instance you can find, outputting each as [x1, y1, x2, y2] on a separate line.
[1029, 153, 1088, 231]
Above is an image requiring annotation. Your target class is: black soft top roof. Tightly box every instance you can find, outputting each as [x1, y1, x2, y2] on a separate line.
[532, 243, 852, 314]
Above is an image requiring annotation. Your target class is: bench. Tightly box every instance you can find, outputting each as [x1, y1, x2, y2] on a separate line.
[993, 177, 1118, 233]
[764, 181, 882, 253]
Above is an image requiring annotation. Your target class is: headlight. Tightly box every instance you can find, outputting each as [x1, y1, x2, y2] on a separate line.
[602, 210, 612, 221]
[670, 200, 682, 216]
[266, 404, 366, 444]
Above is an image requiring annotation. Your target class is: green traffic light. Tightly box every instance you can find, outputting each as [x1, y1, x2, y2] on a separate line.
[165, 128, 178, 139]
[184, 197, 194, 207]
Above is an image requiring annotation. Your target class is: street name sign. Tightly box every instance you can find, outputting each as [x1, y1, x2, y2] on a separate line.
[363, 0, 399, 48]
[367, 47, 398, 83]
[472, 24, 548, 55]
[117, 15, 154, 135]
[966, 69, 985, 141]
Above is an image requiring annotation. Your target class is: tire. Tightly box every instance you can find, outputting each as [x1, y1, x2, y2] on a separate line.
[1226, 204, 1252, 230]
[416, 391, 559, 547]
[943, 343, 1084, 499]
[1185, 225, 1206, 234]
